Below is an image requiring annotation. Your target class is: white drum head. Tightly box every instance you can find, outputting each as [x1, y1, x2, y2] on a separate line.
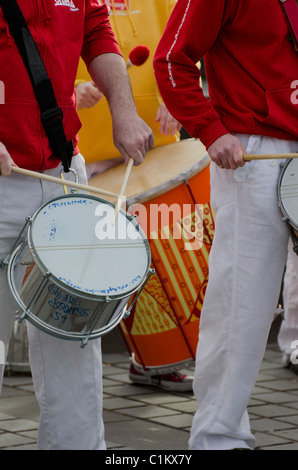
[28, 194, 150, 299]
[279, 159, 298, 231]
[89, 139, 210, 205]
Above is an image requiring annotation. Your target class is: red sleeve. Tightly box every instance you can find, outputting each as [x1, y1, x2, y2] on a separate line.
[153, 0, 229, 148]
[82, 0, 122, 68]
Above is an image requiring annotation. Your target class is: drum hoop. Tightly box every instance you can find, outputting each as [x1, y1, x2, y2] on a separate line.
[278, 159, 298, 231]
[126, 152, 211, 206]
[27, 193, 151, 300]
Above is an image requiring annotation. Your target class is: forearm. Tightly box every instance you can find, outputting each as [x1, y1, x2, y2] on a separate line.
[87, 53, 154, 165]
[88, 53, 136, 118]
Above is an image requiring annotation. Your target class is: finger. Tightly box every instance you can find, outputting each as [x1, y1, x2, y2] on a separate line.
[0, 159, 12, 176]
[157, 105, 171, 135]
[158, 112, 167, 135]
[84, 99, 96, 109]
[90, 86, 102, 101]
[0, 146, 14, 176]
[143, 129, 155, 154]
[224, 151, 239, 169]
[234, 146, 246, 167]
[132, 149, 144, 166]
[160, 112, 174, 136]
[129, 149, 144, 166]
[170, 119, 181, 135]
[148, 133, 155, 152]
[155, 106, 161, 123]
[163, 115, 173, 136]
[120, 144, 144, 166]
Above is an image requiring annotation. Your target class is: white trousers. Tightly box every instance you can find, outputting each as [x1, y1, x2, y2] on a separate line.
[0, 155, 105, 450]
[189, 135, 298, 450]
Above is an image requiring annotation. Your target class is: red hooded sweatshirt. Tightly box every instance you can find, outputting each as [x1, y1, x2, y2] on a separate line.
[0, 0, 121, 171]
[153, 0, 298, 149]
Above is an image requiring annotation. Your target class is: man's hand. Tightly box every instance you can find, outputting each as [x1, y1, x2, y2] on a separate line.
[112, 113, 154, 166]
[76, 81, 102, 110]
[155, 102, 182, 136]
[0, 142, 14, 175]
[207, 134, 246, 170]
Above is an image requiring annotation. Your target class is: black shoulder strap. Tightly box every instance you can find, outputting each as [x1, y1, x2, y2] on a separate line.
[280, 0, 298, 51]
[0, 0, 73, 172]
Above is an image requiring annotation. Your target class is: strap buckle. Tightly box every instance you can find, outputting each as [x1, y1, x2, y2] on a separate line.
[41, 106, 63, 127]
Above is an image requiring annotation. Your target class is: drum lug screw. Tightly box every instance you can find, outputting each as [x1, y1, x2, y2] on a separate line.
[18, 310, 28, 324]
[123, 308, 130, 320]
[80, 337, 89, 349]
[105, 296, 111, 303]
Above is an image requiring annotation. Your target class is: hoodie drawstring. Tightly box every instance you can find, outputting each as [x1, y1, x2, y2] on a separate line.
[110, 0, 138, 48]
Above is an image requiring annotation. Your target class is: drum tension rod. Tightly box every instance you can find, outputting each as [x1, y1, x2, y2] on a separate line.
[1, 217, 32, 269]
[18, 271, 51, 324]
[123, 268, 156, 320]
[80, 298, 112, 349]
[290, 227, 298, 256]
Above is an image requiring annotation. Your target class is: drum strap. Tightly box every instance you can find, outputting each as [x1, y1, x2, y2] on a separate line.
[280, 0, 298, 51]
[0, 0, 74, 172]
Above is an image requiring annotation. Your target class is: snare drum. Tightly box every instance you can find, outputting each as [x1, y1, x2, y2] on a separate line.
[278, 158, 298, 237]
[5, 194, 151, 348]
[90, 139, 213, 374]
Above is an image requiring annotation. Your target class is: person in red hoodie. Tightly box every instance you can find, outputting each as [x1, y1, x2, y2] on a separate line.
[154, 0, 298, 450]
[0, 0, 153, 450]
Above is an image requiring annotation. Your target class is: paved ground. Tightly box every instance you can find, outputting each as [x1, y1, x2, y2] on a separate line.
[1, 319, 298, 451]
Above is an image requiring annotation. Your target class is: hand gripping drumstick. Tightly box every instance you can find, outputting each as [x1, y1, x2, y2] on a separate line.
[112, 157, 134, 225]
[243, 153, 298, 161]
[10, 166, 118, 198]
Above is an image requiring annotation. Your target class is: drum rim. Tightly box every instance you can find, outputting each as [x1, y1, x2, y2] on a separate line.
[126, 145, 211, 206]
[26, 193, 151, 300]
[278, 159, 298, 231]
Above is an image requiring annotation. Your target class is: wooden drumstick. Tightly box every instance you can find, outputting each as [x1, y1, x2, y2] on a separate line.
[243, 153, 298, 161]
[10, 166, 118, 198]
[112, 157, 134, 225]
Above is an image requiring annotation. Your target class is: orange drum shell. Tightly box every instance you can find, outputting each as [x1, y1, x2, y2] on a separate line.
[90, 140, 213, 373]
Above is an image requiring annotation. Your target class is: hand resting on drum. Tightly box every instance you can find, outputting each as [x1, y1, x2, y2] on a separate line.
[0, 142, 15, 176]
[207, 134, 246, 170]
[155, 102, 182, 136]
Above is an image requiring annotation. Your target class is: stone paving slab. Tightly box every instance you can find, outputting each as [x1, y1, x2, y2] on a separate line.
[1, 344, 298, 450]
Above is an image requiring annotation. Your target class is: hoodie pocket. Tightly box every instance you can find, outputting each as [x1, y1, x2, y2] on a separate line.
[260, 86, 298, 138]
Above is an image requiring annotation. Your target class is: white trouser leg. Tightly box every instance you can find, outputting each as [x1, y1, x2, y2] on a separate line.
[26, 323, 105, 450]
[278, 242, 298, 364]
[189, 136, 295, 450]
[0, 171, 42, 390]
[0, 156, 105, 450]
